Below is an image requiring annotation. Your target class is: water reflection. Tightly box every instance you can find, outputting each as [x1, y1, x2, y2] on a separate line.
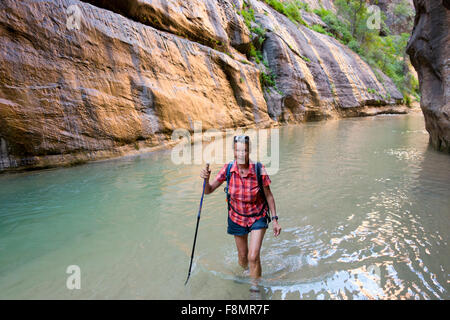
[0, 113, 448, 299]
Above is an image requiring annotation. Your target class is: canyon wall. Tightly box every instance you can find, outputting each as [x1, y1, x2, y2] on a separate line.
[0, 0, 409, 172]
[406, 0, 450, 153]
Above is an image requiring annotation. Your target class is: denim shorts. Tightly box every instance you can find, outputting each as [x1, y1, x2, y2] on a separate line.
[227, 214, 269, 236]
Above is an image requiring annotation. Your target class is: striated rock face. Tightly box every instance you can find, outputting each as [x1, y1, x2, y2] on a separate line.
[376, 0, 415, 35]
[250, 0, 404, 122]
[299, 0, 335, 12]
[0, 0, 273, 171]
[0, 0, 409, 172]
[83, 0, 252, 55]
[406, 0, 450, 153]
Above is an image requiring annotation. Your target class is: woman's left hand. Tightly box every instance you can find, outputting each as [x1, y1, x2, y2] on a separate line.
[272, 220, 281, 237]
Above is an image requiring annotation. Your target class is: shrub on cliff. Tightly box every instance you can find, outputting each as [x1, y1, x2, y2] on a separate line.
[314, 0, 419, 103]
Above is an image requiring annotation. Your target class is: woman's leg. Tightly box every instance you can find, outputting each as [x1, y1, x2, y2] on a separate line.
[234, 234, 249, 269]
[248, 228, 266, 279]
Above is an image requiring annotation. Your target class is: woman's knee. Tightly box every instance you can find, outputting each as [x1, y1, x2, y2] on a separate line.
[238, 250, 248, 261]
[247, 251, 260, 264]
[234, 235, 248, 258]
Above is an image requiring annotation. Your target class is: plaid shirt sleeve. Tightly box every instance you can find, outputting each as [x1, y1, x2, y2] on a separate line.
[214, 163, 228, 183]
[261, 163, 271, 187]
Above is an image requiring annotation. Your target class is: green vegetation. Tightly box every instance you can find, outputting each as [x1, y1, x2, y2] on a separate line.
[248, 43, 263, 64]
[403, 93, 411, 107]
[393, 0, 415, 32]
[239, 1, 283, 95]
[367, 87, 392, 102]
[260, 69, 284, 96]
[301, 55, 310, 63]
[241, 2, 264, 64]
[260, 70, 276, 88]
[262, 0, 310, 27]
[311, 24, 334, 37]
[313, 0, 419, 103]
[313, 7, 353, 43]
[330, 82, 336, 95]
[238, 0, 418, 102]
[240, 3, 255, 29]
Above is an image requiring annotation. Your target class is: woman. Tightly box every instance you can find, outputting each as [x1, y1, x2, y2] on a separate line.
[200, 135, 281, 285]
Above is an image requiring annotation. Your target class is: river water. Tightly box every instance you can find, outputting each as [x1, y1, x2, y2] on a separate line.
[0, 112, 448, 299]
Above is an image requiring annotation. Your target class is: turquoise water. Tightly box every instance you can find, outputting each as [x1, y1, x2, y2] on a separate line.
[0, 112, 449, 299]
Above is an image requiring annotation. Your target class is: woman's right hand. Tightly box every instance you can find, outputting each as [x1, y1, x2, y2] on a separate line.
[200, 163, 211, 180]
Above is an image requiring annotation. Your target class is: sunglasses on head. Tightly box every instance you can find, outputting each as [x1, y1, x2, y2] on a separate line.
[233, 135, 249, 143]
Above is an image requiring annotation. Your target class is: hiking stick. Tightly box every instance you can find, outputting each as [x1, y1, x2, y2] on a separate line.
[185, 163, 209, 285]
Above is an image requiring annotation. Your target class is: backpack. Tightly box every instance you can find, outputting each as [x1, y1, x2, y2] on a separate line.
[224, 160, 271, 223]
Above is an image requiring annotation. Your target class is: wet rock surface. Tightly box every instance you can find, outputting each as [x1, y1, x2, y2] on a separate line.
[0, 0, 412, 171]
[407, 0, 450, 153]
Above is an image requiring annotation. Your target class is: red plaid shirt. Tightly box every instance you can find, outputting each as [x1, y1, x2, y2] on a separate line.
[215, 160, 271, 227]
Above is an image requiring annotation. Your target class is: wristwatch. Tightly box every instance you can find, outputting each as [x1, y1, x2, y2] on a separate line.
[272, 215, 279, 221]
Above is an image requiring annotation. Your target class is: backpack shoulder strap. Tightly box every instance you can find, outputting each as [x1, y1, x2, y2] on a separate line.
[225, 160, 234, 202]
[256, 162, 263, 188]
[226, 160, 234, 185]
[256, 162, 271, 221]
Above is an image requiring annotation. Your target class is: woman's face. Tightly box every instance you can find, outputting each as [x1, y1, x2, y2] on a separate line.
[234, 142, 249, 164]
